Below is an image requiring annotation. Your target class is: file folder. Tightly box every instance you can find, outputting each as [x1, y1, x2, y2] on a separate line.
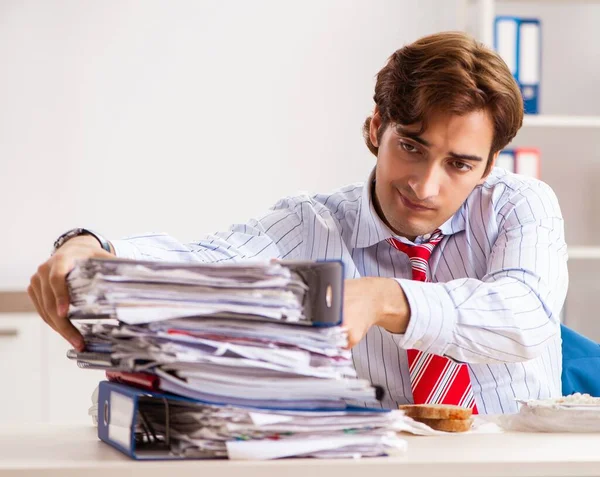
[519, 19, 541, 115]
[69, 258, 344, 327]
[494, 16, 541, 114]
[68, 258, 382, 411]
[98, 380, 215, 460]
[106, 371, 160, 391]
[496, 149, 516, 173]
[513, 147, 541, 178]
[494, 17, 518, 77]
[97, 380, 392, 460]
[496, 148, 540, 179]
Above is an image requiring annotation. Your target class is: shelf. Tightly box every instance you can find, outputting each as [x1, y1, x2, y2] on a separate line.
[568, 247, 600, 259]
[522, 115, 600, 128]
[496, 0, 600, 3]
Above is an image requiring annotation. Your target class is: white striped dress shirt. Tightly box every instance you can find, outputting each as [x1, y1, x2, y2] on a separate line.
[112, 167, 569, 414]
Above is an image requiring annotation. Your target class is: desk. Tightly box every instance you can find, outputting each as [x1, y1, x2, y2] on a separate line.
[1, 425, 600, 477]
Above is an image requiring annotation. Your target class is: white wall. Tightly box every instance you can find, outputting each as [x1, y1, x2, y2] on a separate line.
[0, 0, 460, 289]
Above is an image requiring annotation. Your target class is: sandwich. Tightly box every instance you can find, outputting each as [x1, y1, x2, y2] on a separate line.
[399, 404, 473, 433]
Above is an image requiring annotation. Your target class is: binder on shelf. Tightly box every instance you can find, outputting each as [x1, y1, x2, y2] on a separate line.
[514, 147, 541, 178]
[496, 149, 516, 173]
[494, 16, 541, 114]
[496, 147, 540, 179]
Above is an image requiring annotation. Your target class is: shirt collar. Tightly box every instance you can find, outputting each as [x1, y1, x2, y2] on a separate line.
[350, 168, 468, 249]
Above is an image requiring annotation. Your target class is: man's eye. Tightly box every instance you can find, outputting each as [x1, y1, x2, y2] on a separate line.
[452, 160, 472, 171]
[400, 142, 418, 153]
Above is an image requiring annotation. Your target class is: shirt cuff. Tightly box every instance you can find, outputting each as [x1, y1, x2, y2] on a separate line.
[111, 239, 142, 260]
[391, 279, 457, 356]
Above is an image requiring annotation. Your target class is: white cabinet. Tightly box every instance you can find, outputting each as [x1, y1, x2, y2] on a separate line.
[0, 314, 43, 424]
[0, 313, 105, 424]
[44, 324, 105, 423]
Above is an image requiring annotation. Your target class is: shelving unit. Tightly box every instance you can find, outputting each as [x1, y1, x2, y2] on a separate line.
[463, 0, 600, 47]
[496, 0, 600, 3]
[462, 0, 600, 261]
[463, 0, 600, 337]
[568, 247, 600, 259]
[523, 115, 600, 128]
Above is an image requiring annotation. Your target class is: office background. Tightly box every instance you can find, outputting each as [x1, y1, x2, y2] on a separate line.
[0, 0, 460, 288]
[0, 0, 598, 423]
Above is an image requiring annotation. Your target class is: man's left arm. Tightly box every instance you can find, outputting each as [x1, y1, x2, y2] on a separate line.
[393, 182, 568, 364]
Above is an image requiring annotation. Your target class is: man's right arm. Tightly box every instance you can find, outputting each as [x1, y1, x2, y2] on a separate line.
[111, 198, 306, 264]
[28, 197, 308, 350]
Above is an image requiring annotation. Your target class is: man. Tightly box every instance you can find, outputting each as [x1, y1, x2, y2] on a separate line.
[29, 31, 568, 414]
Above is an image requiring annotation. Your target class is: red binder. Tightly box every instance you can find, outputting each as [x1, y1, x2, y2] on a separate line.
[105, 371, 160, 391]
[514, 147, 541, 179]
[496, 147, 541, 179]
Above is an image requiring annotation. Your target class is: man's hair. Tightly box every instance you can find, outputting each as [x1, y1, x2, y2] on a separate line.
[362, 31, 523, 172]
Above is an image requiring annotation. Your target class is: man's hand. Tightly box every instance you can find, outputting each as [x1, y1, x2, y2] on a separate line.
[343, 277, 411, 349]
[28, 235, 114, 351]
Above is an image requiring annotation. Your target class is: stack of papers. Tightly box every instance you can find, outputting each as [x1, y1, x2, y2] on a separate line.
[68, 258, 308, 323]
[67, 258, 407, 459]
[135, 398, 407, 459]
[71, 318, 375, 409]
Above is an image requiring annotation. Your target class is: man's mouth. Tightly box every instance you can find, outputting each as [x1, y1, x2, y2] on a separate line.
[399, 193, 435, 211]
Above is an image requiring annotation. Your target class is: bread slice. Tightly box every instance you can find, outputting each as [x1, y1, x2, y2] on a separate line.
[413, 417, 473, 433]
[398, 404, 472, 420]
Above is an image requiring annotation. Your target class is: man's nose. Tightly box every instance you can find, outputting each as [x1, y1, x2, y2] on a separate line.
[408, 165, 441, 201]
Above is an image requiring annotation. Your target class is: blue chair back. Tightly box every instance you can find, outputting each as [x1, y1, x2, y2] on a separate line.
[561, 324, 600, 397]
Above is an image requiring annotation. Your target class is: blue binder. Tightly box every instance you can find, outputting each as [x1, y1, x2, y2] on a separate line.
[97, 380, 200, 460]
[496, 149, 515, 173]
[494, 16, 541, 114]
[97, 380, 390, 460]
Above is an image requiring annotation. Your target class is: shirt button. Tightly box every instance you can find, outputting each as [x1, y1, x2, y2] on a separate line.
[414, 340, 423, 347]
[423, 234, 431, 241]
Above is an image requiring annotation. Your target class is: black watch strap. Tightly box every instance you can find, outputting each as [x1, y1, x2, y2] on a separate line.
[52, 228, 112, 255]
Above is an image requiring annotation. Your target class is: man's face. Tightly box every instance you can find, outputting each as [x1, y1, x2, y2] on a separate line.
[371, 109, 497, 241]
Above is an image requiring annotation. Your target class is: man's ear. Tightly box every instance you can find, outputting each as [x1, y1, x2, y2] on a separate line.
[369, 106, 382, 148]
[478, 150, 499, 184]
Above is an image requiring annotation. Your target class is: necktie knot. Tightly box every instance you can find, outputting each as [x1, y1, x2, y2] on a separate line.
[386, 229, 443, 282]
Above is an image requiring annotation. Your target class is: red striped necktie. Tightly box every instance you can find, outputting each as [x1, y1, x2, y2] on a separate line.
[387, 230, 478, 413]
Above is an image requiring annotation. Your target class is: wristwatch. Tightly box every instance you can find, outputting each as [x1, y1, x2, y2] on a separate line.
[52, 228, 112, 255]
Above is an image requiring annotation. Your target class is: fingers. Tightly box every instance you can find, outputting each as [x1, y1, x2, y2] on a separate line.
[47, 259, 85, 350]
[38, 267, 82, 350]
[340, 324, 360, 350]
[28, 280, 56, 332]
[30, 257, 84, 351]
[345, 331, 360, 350]
[39, 263, 58, 322]
[48, 260, 73, 320]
